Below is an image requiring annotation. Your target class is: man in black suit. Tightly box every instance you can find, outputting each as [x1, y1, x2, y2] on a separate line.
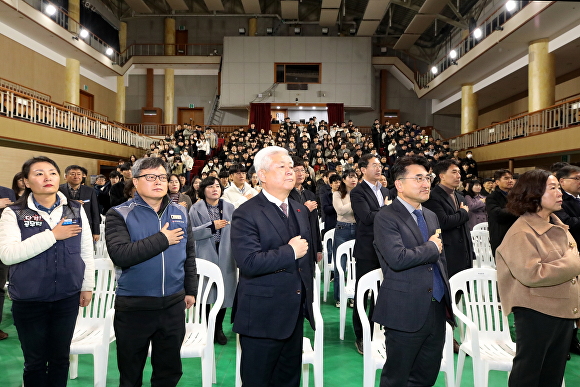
[231, 146, 315, 387]
[424, 159, 475, 279]
[373, 156, 453, 387]
[485, 169, 517, 255]
[110, 163, 132, 207]
[59, 165, 100, 242]
[350, 153, 392, 354]
[0, 185, 16, 339]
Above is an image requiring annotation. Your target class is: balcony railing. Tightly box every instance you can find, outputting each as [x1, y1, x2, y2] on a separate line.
[0, 87, 154, 150]
[447, 97, 580, 151]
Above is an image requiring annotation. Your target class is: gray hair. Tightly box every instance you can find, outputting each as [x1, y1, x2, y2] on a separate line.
[132, 157, 170, 178]
[253, 146, 292, 182]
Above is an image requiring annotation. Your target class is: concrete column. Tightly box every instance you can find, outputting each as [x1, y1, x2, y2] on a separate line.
[164, 18, 176, 56]
[115, 76, 126, 123]
[119, 22, 127, 53]
[164, 68, 174, 124]
[248, 18, 258, 37]
[68, 0, 80, 34]
[461, 83, 478, 134]
[65, 58, 80, 105]
[528, 38, 555, 112]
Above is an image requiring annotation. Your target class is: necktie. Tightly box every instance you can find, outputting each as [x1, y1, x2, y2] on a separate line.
[413, 209, 445, 302]
[280, 202, 288, 217]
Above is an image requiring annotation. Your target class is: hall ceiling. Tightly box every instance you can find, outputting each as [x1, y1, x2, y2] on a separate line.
[100, 0, 482, 58]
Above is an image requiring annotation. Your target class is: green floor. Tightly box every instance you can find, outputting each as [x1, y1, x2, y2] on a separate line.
[1, 287, 580, 387]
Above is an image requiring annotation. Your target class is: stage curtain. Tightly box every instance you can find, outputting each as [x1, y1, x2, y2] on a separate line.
[249, 103, 271, 132]
[327, 103, 344, 126]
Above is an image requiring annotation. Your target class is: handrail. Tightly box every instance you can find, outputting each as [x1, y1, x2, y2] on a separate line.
[64, 101, 108, 122]
[0, 86, 154, 150]
[0, 78, 51, 102]
[447, 96, 580, 151]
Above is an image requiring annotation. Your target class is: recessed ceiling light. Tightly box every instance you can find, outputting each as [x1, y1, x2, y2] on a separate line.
[473, 28, 482, 40]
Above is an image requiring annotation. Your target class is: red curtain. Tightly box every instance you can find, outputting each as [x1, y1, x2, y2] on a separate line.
[327, 103, 344, 126]
[249, 103, 271, 132]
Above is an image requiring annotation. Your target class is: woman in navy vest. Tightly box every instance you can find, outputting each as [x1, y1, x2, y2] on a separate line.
[0, 156, 95, 386]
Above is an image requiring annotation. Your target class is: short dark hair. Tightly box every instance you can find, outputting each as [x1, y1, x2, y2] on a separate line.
[65, 165, 83, 174]
[391, 156, 431, 181]
[218, 170, 230, 179]
[119, 162, 132, 171]
[132, 157, 169, 177]
[483, 178, 493, 184]
[228, 163, 247, 175]
[433, 159, 459, 178]
[291, 156, 305, 168]
[197, 177, 223, 201]
[550, 162, 570, 174]
[556, 165, 580, 181]
[109, 171, 122, 179]
[358, 153, 378, 169]
[329, 174, 342, 184]
[493, 169, 512, 181]
[506, 169, 551, 216]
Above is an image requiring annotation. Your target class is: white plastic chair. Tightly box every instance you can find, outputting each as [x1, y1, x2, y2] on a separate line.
[149, 259, 224, 387]
[94, 239, 109, 259]
[356, 269, 455, 387]
[470, 230, 495, 269]
[450, 268, 514, 387]
[472, 222, 488, 232]
[336, 240, 356, 340]
[235, 266, 324, 387]
[322, 228, 335, 302]
[69, 258, 116, 387]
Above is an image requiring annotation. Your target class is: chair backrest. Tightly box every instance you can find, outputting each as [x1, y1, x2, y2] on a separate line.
[185, 259, 225, 326]
[312, 265, 323, 356]
[322, 229, 335, 265]
[472, 222, 488, 232]
[94, 240, 109, 259]
[336, 240, 356, 287]
[449, 268, 511, 342]
[79, 258, 116, 322]
[356, 268, 383, 336]
[470, 230, 495, 269]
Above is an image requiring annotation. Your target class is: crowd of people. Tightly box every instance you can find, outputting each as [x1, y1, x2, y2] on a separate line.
[0, 117, 579, 387]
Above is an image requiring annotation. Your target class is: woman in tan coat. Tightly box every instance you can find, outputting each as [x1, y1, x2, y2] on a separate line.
[496, 169, 580, 387]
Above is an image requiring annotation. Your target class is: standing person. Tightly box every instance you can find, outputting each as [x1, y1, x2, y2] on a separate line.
[496, 169, 580, 387]
[231, 146, 315, 387]
[350, 154, 392, 354]
[0, 183, 16, 340]
[105, 157, 198, 387]
[373, 156, 452, 387]
[222, 164, 258, 209]
[110, 162, 132, 207]
[168, 173, 193, 211]
[0, 156, 95, 385]
[332, 169, 358, 307]
[98, 171, 120, 216]
[12, 172, 25, 200]
[464, 180, 488, 231]
[189, 177, 236, 345]
[423, 159, 475, 279]
[59, 165, 101, 242]
[486, 169, 518, 255]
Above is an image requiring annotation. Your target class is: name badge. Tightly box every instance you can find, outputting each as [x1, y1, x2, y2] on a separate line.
[171, 215, 182, 220]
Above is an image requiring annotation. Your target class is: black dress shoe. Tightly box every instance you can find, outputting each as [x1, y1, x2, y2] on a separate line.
[355, 338, 364, 355]
[567, 353, 571, 361]
[0, 330, 8, 340]
[214, 330, 227, 345]
[570, 341, 580, 356]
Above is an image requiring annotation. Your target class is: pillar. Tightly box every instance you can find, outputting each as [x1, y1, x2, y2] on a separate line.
[164, 18, 176, 56]
[164, 68, 174, 124]
[115, 76, 126, 123]
[65, 58, 80, 105]
[248, 18, 257, 37]
[119, 22, 127, 53]
[528, 39, 555, 112]
[461, 84, 478, 134]
[68, 0, 80, 34]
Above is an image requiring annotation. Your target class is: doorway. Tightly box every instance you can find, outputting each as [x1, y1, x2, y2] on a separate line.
[178, 107, 204, 127]
[79, 90, 94, 111]
[176, 30, 188, 56]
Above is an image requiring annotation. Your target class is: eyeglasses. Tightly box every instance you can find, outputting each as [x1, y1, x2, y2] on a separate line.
[563, 177, 580, 181]
[134, 174, 169, 182]
[398, 176, 433, 184]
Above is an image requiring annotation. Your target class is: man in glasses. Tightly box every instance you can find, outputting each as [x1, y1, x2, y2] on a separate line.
[373, 156, 452, 387]
[105, 157, 198, 387]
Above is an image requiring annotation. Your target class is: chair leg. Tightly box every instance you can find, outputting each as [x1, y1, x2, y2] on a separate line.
[455, 350, 466, 387]
[302, 363, 310, 387]
[201, 354, 212, 387]
[339, 298, 346, 340]
[323, 272, 329, 302]
[69, 354, 78, 379]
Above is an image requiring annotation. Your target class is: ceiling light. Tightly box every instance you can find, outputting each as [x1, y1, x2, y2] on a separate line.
[325, 107, 328, 110]
[431, 66, 438, 75]
[299, 106, 303, 109]
[79, 28, 89, 38]
[321, 27, 329, 35]
[449, 49, 457, 59]
[45, 4, 57, 16]
[506, 0, 516, 12]
[473, 28, 482, 40]
[105, 47, 113, 56]
[238, 28, 246, 35]
[294, 27, 301, 35]
[312, 107, 316, 110]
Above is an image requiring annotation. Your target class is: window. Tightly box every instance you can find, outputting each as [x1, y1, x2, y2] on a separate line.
[275, 63, 321, 84]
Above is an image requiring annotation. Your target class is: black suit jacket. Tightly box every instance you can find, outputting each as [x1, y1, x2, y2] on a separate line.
[485, 187, 518, 255]
[372, 198, 452, 332]
[350, 181, 392, 261]
[0, 186, 16, 216]
[320, 189, 337, 233]
[554, 190, 580, 244]
[423, 185, 475, 278]
[230, 192, 315, 340]
[289, 188, 323, 253]
[59, 184, 100, 235]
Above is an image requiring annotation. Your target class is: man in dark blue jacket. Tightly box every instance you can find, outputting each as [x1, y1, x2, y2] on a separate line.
[105, 157, 198, 387]
[0, 185, 15, 340]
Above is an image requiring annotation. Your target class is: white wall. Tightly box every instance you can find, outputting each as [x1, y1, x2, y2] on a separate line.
[220, 36, 373, 108]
